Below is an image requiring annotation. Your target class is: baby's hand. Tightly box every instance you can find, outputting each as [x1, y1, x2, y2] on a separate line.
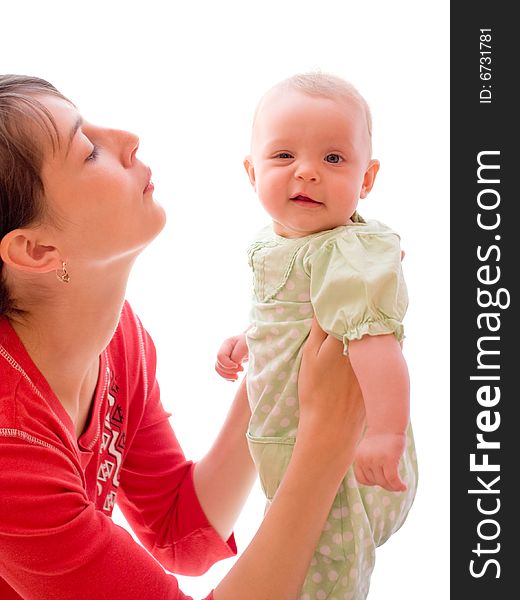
[354, 430, 407, 492]
[215, 334, 249, 382]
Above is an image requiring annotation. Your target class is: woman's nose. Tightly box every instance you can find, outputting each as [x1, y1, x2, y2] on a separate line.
[117, 130, 140, 167]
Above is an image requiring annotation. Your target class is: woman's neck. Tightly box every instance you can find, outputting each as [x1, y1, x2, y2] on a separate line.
[9, 265, 131, 436]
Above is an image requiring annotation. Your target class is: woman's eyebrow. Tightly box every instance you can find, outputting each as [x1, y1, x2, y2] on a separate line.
[65, 116, 84, 157]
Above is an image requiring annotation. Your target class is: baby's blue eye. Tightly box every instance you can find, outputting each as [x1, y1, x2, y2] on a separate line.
[276, 152, 293, 159]
[325, 153, 342, 164]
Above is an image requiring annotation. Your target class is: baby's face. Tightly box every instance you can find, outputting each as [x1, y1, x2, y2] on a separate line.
[245, 90, 379, 238]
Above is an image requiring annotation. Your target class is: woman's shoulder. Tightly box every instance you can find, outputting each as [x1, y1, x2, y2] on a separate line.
[109, 301, 158, 386]
[0, 316, 37, 413]
[0, 316, 78, 452]
[114, 302, 151, 347]
[0, 317, 23, 429]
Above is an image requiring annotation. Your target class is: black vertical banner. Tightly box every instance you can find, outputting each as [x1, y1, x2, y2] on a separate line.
[451, 2, 517, 597]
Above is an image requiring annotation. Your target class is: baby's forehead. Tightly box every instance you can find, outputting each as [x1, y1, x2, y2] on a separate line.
[250, 89, 373, 159]
[252, 89, 369, 143]
[256, 89, 367, 129]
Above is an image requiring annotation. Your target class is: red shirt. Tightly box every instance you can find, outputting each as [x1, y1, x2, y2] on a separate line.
[0, 303, 236, 599]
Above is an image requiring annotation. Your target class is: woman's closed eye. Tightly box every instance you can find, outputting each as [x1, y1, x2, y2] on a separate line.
[85, 145, 100, 162]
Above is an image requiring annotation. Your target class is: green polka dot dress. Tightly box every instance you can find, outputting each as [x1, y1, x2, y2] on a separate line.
[245, 216, 418, 600]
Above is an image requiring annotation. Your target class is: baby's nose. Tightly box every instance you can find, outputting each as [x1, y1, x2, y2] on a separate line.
[294, 162, 320, 182]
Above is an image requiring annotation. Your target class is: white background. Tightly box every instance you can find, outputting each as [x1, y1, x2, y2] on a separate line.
[3, 1, 449, 598]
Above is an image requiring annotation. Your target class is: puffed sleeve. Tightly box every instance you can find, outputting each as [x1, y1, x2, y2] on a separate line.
[306, 228, 408, 354]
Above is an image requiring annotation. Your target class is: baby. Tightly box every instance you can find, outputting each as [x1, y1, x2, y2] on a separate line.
[216, 72, 418, 599]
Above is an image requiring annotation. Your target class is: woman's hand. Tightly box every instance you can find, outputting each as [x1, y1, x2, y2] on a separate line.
[298, 318, 365, 463]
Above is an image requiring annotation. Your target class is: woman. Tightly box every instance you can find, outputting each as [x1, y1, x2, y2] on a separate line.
[0, 75, 365, 600]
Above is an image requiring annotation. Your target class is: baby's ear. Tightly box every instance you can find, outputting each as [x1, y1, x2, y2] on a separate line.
[360, 159, 380, 199]
[243, 156, 256, 190]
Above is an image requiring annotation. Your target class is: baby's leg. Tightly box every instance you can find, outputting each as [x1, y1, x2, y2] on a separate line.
[248, 435, 374, 599]
[299, 475, 375, 600]
[299, 425, 418, 599]
[247, 425, 418, 599]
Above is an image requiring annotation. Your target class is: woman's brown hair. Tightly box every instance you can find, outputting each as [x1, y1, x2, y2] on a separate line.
[0, 74, 68, 315]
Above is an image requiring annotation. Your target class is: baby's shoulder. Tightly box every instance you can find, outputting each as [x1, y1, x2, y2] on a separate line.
[349, 218, 399, 236]
[304, 219, 401, 265]
[339, 218, 400, 243]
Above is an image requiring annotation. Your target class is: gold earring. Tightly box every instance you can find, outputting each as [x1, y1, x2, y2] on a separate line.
[56, 261, 70, 284]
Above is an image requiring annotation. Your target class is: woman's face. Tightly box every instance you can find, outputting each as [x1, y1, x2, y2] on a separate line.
[36, 94, 166, 266]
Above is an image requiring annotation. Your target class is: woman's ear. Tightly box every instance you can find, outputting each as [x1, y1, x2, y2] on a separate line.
[360, 159, 380, 199]
[243, 156, 256, 190]
[0, 229, 62, 274]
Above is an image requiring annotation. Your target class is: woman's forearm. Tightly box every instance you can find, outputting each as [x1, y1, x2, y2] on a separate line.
[214, 324, 365, 600]
[193, 377, 256, 541]
[213, 418, 359, 600]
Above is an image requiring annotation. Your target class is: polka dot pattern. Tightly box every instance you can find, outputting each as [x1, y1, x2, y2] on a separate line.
[246, 226, 419, 599]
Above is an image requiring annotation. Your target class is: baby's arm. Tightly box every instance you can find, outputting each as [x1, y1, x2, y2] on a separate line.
[348, 334, 409, 492]
[215, 331, 249, 381]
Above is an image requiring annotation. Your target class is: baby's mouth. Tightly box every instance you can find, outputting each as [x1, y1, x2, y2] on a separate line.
[290, 194, 323, 206]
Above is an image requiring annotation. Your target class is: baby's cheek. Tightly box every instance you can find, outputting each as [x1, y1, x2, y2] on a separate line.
[258, 184, 283, 215]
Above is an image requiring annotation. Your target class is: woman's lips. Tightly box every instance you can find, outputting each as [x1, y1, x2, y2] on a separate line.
[143, 168, 154, 193]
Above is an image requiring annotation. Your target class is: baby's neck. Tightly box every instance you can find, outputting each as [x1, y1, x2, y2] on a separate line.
[272, 218, 354, 239]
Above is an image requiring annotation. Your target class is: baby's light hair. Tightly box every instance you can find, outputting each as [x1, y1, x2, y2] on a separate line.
[252, 71, 374, 156]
